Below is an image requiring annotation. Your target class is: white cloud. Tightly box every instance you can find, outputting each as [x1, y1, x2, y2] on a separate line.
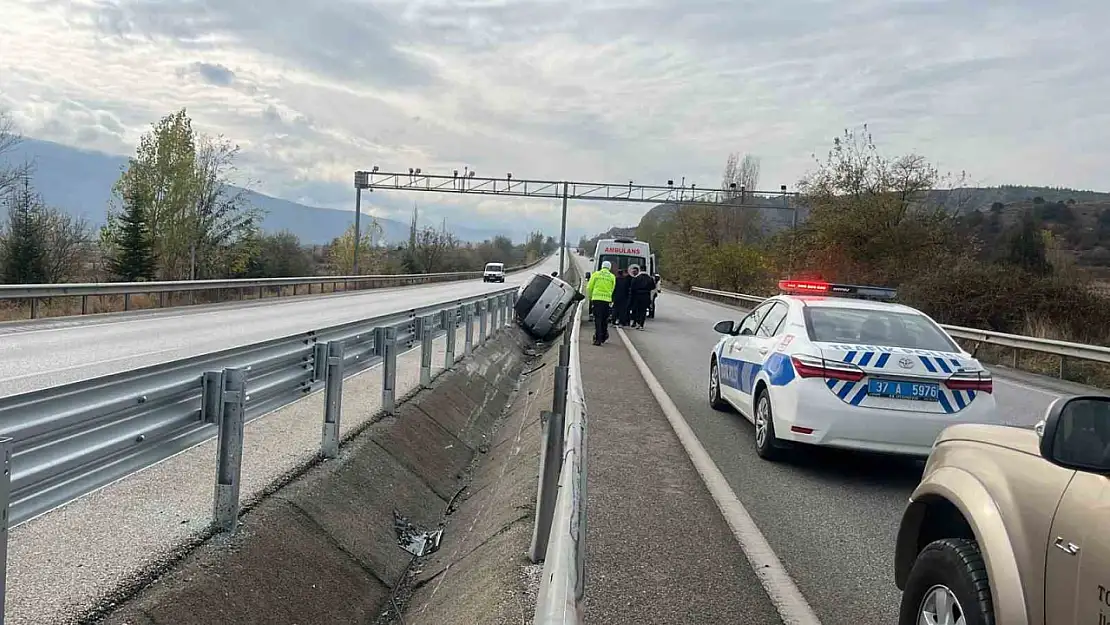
[2, 0, 1108, 240]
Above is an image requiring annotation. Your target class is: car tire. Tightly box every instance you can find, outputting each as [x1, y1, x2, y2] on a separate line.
[709, 360, 730, 411]
[754, 389, 784, 461]
[898, 538, 995, 625]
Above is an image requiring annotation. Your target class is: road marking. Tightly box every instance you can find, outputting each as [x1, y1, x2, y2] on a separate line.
[616, 327, 823, 625]
[993, 375, 1062, 397]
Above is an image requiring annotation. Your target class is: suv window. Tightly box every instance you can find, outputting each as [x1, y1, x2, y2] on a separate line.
[739, 301, 775, 336]
[756, 302, 789, 337]
[485, 263, 503, 271]
[803, 307, 958, 351]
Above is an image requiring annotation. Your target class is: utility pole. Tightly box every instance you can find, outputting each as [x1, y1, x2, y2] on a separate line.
[558, 182, 568, 275]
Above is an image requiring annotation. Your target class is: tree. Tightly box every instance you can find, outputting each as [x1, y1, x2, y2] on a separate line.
[106, 109, 260, 280]
[721, 153, 761, 198]
[0, 109, 28, 200]
[329, 221, 381, 275]
[2, 174, 48, 284]
[40, 207, 92, 283]
[107, 188, 157, 281]
[791, 126, 963, 284]
[1005, 209, 1050, 276]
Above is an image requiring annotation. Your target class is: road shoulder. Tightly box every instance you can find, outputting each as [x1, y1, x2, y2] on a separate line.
[579, 320, 782, 625]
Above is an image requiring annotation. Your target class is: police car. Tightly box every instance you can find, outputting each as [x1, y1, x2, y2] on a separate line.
[708, 279, 997, 460]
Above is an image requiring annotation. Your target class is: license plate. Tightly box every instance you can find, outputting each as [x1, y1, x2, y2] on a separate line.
[867, 379, 940, 402]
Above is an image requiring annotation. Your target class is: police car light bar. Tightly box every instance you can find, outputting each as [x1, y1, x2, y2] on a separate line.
[778, 279, 898, 301]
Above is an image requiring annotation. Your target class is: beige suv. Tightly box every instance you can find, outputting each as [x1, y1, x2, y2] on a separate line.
[894, 395, 1110, 625]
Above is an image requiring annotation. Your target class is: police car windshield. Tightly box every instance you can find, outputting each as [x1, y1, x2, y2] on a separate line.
[803, 307, 958, 352]
[598, 254, 646, 272]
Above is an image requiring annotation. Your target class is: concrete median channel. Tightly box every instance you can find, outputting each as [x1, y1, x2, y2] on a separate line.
[80, 324, 563, 625]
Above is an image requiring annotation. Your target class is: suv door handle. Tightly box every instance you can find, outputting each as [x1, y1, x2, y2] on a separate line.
[757, 347, 769, 356]
[1054, 537, 1080, 556]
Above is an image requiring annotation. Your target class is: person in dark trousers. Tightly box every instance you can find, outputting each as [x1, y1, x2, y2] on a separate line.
[585, 261, 616, 345]
[611, 268, 632, 327]
[628, 264, 655, 329]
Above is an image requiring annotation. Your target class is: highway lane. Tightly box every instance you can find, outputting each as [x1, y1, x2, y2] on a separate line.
[0, 256, 558, 398]
[617, 290, 1094, 625]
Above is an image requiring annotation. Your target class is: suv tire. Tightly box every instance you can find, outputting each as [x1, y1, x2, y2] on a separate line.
[898, 537, 995, 625]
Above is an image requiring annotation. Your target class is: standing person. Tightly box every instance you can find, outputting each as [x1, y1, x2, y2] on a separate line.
[628, 264, 655, 329]
[612, 268, 631, 327]
[585, 261, 615, 345]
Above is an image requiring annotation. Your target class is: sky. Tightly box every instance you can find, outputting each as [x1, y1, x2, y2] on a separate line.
[2, 0, 1108, 241]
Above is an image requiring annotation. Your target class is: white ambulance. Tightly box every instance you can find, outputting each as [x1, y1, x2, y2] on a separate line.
[592, 237, 660, 318]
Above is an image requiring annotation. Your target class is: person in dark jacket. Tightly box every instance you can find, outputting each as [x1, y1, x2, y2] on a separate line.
[612, 269, 632, 327]
[628, 264, 655, 329]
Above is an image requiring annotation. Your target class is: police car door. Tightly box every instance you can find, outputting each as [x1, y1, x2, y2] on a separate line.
[719, 301, 775, 408]
[735, 301, 790, 408]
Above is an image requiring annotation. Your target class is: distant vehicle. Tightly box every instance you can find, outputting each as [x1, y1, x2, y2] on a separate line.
[482, 262, 506, 283]
[515, 273, 584, 339]
[894, 395, 1110, 625]
[708, 279, 996, 460]
[593, 237, 660, 317]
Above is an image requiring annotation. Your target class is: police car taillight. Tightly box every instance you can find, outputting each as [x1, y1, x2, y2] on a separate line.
[944, 371, 993, 394]
[791, 354, 865, 382]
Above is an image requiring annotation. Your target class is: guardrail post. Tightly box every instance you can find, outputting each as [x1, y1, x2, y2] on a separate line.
[381, 326, 398, 414]
[312, 343, 328, 381]
[1059, 355, 1067, 379]
[528, 410, 565, 564]
[213, 368, 247, 532]
[201, 370, 226, 424]
[30, 298, 38, 319]
[419, 315, 434, 388]
[321, 341, 345, 458]
[0, 436, 12, 621]
[478, 300, 488, 345]
[445, 307, 459, 367]
[492, 295, 502, 333]
[554, 341, 570, 419]
[464, 304, 475, 357]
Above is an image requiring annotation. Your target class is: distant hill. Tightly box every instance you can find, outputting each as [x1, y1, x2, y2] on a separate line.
[1, 138, 508, 245]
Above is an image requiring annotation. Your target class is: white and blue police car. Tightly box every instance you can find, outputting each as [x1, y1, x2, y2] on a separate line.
[708, 279, 997, 460]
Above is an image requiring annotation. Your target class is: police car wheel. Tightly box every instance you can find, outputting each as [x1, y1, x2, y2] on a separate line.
[709, 360, 730, 411]
[754, 390, 784, 461]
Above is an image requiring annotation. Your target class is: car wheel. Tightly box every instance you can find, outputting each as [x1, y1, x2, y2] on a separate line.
[754, 389, 784, 461]
[898, 538, 995, 625]
[709, 360, 730, 411]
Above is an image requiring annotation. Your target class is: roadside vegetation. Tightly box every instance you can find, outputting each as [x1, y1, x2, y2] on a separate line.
[0, 108, 557, 320]
[583, 126, 1110, 386]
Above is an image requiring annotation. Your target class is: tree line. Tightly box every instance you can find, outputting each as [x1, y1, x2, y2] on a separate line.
[0, 108, 556, 285]
[597, 126, 1110, 346]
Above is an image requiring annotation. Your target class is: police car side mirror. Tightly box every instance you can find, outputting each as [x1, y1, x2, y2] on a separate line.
[713, 320, 737, 335]
[1039, 395, 1110, 473]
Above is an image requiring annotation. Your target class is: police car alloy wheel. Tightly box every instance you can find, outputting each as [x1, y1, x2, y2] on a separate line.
[709, 360, 730, 411]
[754, 390, 783, 461]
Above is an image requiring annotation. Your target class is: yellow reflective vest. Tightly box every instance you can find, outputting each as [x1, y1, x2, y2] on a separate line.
[586, 268, 616, 303]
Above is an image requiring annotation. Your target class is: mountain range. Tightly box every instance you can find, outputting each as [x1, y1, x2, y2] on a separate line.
[1, 138, 511, 245]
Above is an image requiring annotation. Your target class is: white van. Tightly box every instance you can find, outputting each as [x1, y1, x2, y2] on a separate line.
[593, 237, 660, 317]
[482, 262, 506, 283]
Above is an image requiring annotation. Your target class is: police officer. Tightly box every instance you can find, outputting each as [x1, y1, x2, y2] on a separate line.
[585, 261, 616, 345]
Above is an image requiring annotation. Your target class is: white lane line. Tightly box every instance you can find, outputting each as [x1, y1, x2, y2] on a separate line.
[993, 375, 1062, 397]
[616, 327, 822, 625]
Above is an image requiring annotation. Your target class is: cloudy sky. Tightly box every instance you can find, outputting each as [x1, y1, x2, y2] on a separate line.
[2, 0, 1107, 240]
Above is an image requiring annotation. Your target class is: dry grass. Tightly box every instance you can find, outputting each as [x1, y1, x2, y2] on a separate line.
[951, 313, 1110, 390]
[0, 280, 409, 323]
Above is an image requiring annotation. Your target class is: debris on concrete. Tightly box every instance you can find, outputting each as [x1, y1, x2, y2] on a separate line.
[393, 510, 444, 558]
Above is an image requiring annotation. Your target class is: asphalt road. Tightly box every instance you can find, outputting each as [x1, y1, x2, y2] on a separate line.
[0, 256, 558, 398]
[604, 287, 1095, 625]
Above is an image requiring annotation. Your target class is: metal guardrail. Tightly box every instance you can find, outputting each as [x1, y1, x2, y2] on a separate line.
[689, 286, 1110, 379]
[533, 263, 587, 625]
[0, 257, 545, 319]
[0, 286, 520, 620]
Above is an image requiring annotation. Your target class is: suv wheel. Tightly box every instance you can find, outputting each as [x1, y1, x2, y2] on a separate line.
[754, 389, 784, 461]
[899, 538, 995, 625]
[709, 360, 730, 411]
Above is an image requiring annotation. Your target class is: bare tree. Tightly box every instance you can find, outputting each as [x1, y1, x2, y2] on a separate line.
[721, 152, 762, 200]
[41, 210, 93, 283]
[0, 109, 29, 199]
